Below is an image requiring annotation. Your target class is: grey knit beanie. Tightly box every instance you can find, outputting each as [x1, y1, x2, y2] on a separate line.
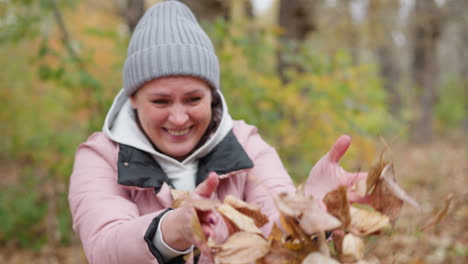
[123, 0, 220, 96]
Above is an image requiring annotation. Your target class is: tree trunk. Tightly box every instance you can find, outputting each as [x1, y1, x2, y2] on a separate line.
[277, 0, 317, 83]
[278, 0, 316, 40]
[377, 44, 401, 117]
[368, 0, 401, 118]
[178, 0, 229, 21]
[410, 0, 443, 143]
[124, 0, 145, 33]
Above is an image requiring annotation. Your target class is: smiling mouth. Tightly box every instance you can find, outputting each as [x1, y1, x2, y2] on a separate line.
[166, 127, 190, 136]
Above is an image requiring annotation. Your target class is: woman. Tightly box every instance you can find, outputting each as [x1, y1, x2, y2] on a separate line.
[68, 1, 366, 263]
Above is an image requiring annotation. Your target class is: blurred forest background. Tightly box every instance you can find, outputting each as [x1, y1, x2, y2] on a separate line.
[0, 0, 466, 263]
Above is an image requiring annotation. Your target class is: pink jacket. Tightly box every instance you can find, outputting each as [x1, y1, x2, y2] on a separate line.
[69, 120, 295, 263]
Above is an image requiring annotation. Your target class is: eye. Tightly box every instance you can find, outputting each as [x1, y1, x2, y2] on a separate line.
[152, 99, 169, 105]
[187, 96, 202, 104]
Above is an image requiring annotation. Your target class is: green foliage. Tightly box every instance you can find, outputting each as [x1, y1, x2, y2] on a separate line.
[0, 0, 123, 249]
[0, 176, 48, 249]
[435, 77, 467, 130]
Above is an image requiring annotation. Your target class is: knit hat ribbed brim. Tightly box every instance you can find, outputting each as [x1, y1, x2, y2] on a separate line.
[123, 1, 220, 96]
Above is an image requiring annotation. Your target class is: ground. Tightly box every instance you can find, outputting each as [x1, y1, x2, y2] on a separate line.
[0, 138, 466, 263]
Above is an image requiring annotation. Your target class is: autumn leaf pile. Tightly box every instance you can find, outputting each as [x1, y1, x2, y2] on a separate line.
[171, 159, 423, 264]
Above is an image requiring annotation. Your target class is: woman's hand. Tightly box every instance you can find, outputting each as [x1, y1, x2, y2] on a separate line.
[161, 172, 219, 251]
[304, 135, 368, 207]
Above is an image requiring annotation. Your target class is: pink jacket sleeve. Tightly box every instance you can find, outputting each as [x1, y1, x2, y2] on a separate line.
[233, 121, 296, 236]
[68, 133, 163, 264]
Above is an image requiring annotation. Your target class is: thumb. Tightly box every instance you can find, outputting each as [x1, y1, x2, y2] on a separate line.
[195, 172, 219, 198]
[328, 134, 351, 163]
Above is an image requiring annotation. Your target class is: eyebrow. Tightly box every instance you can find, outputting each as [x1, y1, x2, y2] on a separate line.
[147, 89, 205, 97]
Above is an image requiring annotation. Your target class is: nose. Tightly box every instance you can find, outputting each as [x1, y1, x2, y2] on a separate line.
[168, 106, 189, 126]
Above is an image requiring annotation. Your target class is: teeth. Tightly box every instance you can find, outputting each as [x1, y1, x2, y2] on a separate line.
[167, 128, 189, 136]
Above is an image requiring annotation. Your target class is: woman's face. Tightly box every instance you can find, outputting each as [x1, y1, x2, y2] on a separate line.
[131, 76, 213, 161]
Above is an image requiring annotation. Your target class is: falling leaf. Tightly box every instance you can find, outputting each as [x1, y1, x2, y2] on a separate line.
[369, 164, 403, 223]
[340, 233, 365, 263]
[171, 189, 190, 208]
[366, 159, 389, 193]
[224, 195, 269, 227]
[380, 163, 420, 209]
[273, 192, 310, 218]
[421, 194, 454, 232]
[217, 203, 262, 234]
[211, 232, 270, 264]
[302, 252, 340, 264]
[279, 213, 310, 242]
[299, 197, 341, 234]
[349, 206, 390, 236]
[323, 186, 351, 228]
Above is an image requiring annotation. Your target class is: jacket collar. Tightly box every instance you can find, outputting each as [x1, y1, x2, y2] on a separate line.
[117, 130, 253, 191]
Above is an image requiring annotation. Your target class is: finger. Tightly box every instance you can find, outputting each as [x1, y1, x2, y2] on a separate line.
[328, 134, 351, 163]
[195, 172, 219, 198]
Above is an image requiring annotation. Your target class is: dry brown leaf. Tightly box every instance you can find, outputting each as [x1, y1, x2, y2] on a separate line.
[332, 232, 344, 255]
[217, 203, 262, 234]
[302, 252, 340, 264]
[211, 232, 270, 264]
[323, 186, 351, 228]
[260, 241, 302, 264]
[274, 193, 315, 241]
[421, 194, 454, 232]
[340, 233, 365, 263]
[274, 192, 311, 218]
[366, 159, 389, 193]
[268, 223, 283, 242]
[380, 163, 420, 209]
[224, 195, 269, 228]
[171, 189, 190, 208]
[349, 206, 390, 236]
[299, 197, 341, 234]
[369, 166, 403, 223]
[280, 212, 313, 243]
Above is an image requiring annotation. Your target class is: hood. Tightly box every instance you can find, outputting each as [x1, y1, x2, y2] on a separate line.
[102, 88, 233, 168]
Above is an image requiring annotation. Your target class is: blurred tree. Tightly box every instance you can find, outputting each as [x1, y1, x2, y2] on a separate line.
[113, 0, 146, 33]
[278, 0, 316, 40]
[367, 0, 401, 118]
[410, 0, 444, 143]
[277, 0, 317, 82]
[180, 0, 253, 21]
